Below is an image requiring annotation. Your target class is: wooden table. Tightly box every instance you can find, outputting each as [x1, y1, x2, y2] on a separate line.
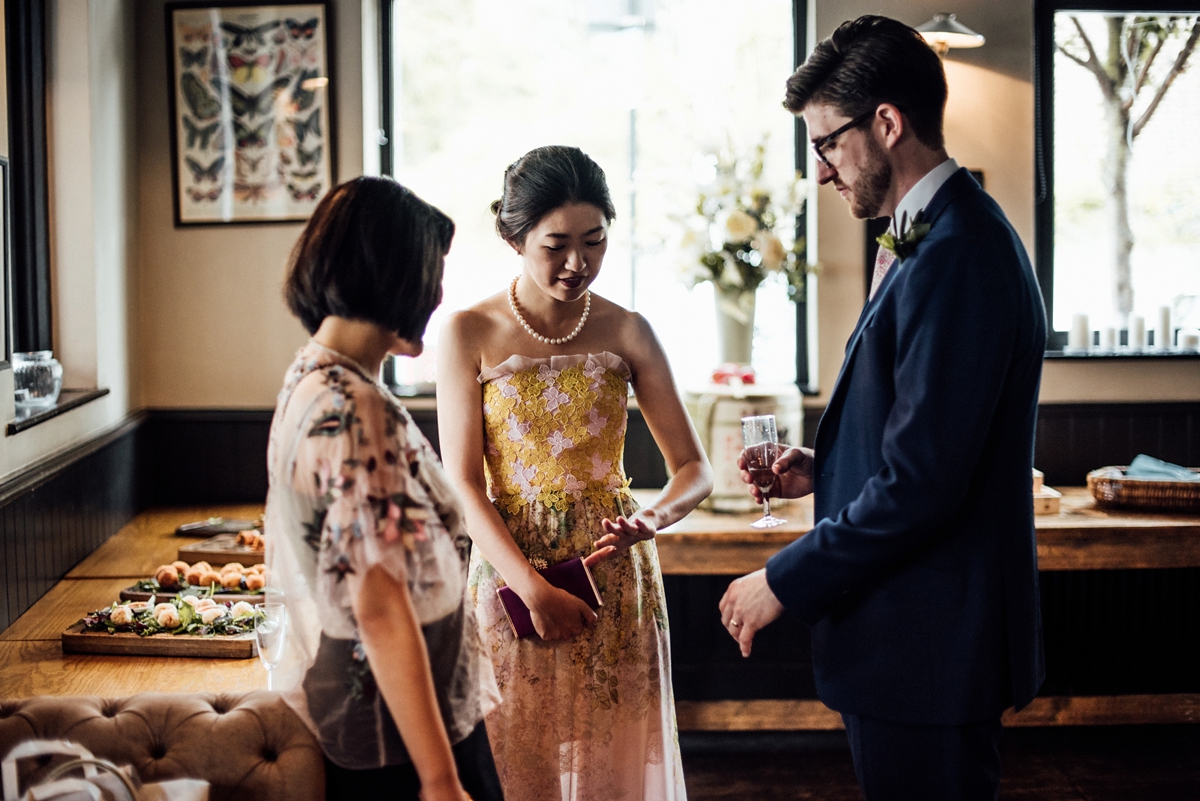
[638, 488, 1200, 730]
[0, 506, 266, 700]
[644, 488, 1200, 575]
[5, 495, 1199, 729]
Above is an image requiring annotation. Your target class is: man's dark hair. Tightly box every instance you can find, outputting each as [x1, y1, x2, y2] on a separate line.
[284, 176, 453, 339]
[491, 145, 616, 246]
[784, 15, 947, 150]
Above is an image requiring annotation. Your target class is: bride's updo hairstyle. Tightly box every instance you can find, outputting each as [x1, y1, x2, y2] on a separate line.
[285, 176, 453, 340]
[491, 145, 617, 248]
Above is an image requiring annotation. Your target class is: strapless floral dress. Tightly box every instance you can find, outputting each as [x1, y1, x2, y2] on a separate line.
[468, 352, 686, 801]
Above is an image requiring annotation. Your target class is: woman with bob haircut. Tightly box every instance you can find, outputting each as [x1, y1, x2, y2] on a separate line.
[266, 176, 503, 801]
[437, 146, 712, 800]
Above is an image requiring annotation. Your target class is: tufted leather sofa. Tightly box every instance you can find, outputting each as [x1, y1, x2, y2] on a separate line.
[0, 692, 323, 801]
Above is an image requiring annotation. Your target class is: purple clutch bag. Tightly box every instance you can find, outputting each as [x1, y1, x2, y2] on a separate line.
[496, 557, 603, 638]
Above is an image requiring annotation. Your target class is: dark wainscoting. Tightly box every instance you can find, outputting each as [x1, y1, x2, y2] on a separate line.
[0, 416, 143, 631]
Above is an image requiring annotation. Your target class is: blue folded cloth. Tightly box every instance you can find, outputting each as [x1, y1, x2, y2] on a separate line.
[1125, 454, 1200, 482]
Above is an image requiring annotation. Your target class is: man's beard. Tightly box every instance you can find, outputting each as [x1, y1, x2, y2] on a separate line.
[847, 134, 892, 220]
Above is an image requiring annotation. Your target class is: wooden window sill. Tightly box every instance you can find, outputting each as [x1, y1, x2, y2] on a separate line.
[6, 388, 111, 435]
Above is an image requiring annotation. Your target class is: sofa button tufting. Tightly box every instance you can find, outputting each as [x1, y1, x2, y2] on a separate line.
[101, 702, 120, 718]
[150, 743, 168, 760]
[262, 747, 278, 762]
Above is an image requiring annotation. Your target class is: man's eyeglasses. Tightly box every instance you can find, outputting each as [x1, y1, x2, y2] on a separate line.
[811, 110, 875, 167]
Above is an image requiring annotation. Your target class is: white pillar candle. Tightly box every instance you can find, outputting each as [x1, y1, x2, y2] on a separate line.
[1067, 313, 1090, 351]
[1155, 305, 1172, 350]
[1099, 326, 1117, 351]
[1180, 329, 1200, 352]
[1128, 316, 1146, 350]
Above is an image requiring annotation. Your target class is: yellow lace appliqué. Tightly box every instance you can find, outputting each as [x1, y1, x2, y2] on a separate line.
[483, 359, 632, 516]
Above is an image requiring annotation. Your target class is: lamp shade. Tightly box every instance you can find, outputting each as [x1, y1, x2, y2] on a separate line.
[916, 13, 985, 55]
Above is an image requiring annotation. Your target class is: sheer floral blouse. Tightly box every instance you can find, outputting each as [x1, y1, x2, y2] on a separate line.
[265, 341, 498, 770]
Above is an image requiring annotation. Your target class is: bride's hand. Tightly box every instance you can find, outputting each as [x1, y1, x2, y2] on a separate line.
[586, 509, 659, 567]
[527, 581, 597, 641]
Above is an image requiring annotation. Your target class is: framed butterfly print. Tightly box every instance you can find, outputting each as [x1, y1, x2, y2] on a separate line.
[166, 1, 334, 225]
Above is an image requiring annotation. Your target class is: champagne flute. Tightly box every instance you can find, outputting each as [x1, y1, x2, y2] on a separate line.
[255, 603, 288, 690]
[742, 414, 787, 529]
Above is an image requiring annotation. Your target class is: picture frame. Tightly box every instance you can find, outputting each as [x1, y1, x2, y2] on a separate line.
[0, 157, 11, 369]
[165, 1, 335, 226]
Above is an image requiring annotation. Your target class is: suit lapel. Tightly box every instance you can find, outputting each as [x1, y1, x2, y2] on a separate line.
[814, 169, 980, 455]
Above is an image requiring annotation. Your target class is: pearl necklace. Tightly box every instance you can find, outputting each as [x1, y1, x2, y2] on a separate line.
[508, 277, 591, 345]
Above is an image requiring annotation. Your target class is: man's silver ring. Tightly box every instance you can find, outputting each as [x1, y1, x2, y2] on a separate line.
[731, 620, 742, 627]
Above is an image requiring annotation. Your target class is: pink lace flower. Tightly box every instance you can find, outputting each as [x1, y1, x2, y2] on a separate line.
[587, 408, 609, 437]
[537, 364, 560, 383]
[590, 453, 612, 480]
[543, 386, 570, 412]
[495, 377, 519, 398]
[562, 473, 586, 499]
[547, 430, 575, 457]
[583, 359, 606, 387]
[507, 414, 532, 442]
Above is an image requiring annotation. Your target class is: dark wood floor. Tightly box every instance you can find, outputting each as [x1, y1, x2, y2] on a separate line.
[681, 725, 1200, 800]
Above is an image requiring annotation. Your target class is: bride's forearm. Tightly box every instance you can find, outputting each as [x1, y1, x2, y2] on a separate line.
[457, 485, 545, 599]
[637, 457, 713, 530]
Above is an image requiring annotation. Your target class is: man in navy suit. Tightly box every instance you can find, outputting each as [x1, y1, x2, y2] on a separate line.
[719, 15, 1046, 800]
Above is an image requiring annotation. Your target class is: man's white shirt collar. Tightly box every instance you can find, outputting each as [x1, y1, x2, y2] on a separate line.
[889, 157, 959, 236]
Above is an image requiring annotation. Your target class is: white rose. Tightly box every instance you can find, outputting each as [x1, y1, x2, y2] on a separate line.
[231, 601, 257, 619]
[756, 233, 786, 271]
[723, 210, 758, 242]
[110, 606, 135, 626]
[201, 607, 226, 624]
[155, 607, 181, 629]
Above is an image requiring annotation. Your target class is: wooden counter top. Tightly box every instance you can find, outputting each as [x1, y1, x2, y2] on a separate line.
[639, 488, 1200, 574]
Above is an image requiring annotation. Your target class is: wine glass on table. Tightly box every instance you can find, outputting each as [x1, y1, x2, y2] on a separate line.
[742, 414, 787, 529]
[255, 603, 288, 690]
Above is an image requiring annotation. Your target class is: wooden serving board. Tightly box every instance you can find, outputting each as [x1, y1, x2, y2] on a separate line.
[61, 621, 258, 659]
[117, 586, 265, 605]
[177, 534, 264, 566]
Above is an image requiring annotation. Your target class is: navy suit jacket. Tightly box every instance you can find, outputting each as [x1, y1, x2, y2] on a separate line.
[765, 168, 1046, 725]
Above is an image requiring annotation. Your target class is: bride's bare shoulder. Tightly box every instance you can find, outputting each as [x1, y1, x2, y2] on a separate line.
[441, 290, 509, 344]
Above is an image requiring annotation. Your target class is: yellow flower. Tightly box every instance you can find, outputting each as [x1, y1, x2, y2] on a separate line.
[724, 209, 758, 241]
[756, 232, 786, 271]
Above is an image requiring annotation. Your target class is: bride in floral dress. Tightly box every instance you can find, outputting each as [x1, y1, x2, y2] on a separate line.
[437, 146, 713, 801]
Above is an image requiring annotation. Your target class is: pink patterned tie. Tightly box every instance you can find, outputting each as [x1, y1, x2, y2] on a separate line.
[868, 245, 897, 301]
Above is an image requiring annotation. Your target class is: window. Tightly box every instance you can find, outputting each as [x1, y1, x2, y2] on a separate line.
[380, 0, 809, 389]
[1035, 0, 1200, 352]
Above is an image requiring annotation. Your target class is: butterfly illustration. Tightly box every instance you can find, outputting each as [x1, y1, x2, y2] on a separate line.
[187, 186, 222, 202]
[181, 72, 221, 120]
[180, 46, 208, 68]
[233, 119, 273, 149]
[219, 20, 280, 49]
[227, 52, 274, 84]
[290, 168, 317, 180]
[185, 155, 225, 183]
[234, 182, 271, 203]
[290, 68, 320, 112]
[182, 117, 221, 150]
[296, 143, 322, 167]
[288, 182, 323, 201]
[235, 151, 266, 176]
[178, 23, 212, 43]
[291, 110, 321, 146]
[286, 17, 319, 39]
[290, 40, 320, 67]
[214, 76, 291, 120]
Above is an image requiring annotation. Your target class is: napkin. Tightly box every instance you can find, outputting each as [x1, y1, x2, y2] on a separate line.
[1125, 454, 1200, 482]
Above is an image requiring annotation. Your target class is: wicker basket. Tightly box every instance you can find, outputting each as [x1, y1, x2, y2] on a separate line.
[1087, 466, 1200, 513]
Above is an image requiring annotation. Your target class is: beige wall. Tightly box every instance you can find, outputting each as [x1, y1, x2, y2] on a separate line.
[808, 0, 1200, 406]
[1, 0, 139, 484]
[134, 0, 364, 409]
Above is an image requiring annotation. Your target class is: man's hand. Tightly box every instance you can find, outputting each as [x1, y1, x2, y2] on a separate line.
[738, 446, 816, 502]
[718, 569, 785, 657]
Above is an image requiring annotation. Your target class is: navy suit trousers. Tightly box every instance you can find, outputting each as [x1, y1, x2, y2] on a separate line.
[842, 713, 1003, 801]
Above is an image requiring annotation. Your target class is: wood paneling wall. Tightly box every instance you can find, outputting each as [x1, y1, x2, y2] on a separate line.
[0, 418, 141, 631]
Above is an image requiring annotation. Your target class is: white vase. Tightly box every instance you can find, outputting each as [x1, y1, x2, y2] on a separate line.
[714, 288, 755, 366]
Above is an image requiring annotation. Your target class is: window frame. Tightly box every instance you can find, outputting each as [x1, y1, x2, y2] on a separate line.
[1034, 0, 1200, 356]
[375, 0, 814, 391]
